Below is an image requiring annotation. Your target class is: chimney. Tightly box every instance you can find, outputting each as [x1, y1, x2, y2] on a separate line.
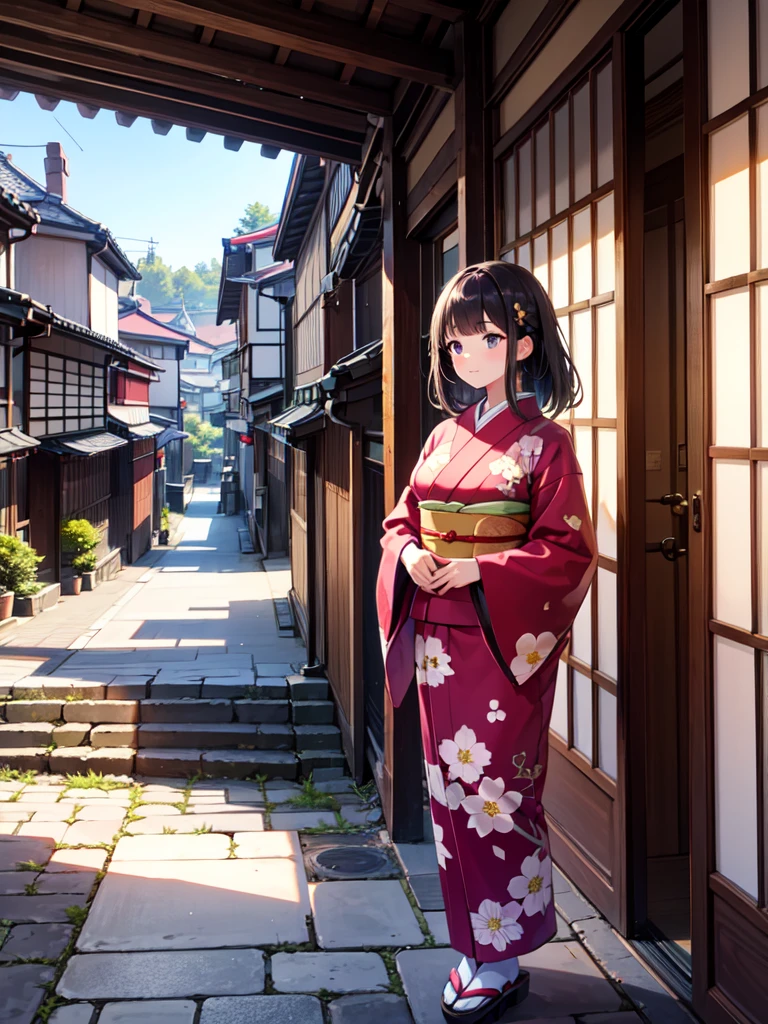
[44, 142, 69, 202]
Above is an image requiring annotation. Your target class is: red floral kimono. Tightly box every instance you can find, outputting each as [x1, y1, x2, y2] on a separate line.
[376, 396, 596, 961]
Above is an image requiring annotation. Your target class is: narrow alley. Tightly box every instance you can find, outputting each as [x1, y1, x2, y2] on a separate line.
[0, 492, 694, 1024]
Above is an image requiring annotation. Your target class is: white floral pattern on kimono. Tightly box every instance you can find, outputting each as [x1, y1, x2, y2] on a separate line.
[507, 853, 553, 916]
[471, 898, 524, 951]
[439, 725, 492, 784]
[461, 776, 523, 837]
[426, 760, 464, 810]
[510, 631, 558, 683]
[434, 822, 453, 870]
[416, 635, 455, 686]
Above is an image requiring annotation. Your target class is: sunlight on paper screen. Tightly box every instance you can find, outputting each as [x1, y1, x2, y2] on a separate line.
[596, 194, 615, 294]
[518, 138, 532, 237]
[571, 310, 592, 415]
[571, 582, 592, 664]
[596, 303, 617, 419]
[597, 429, 617, 560]
[533, 233, 549, 292]
[713, 460, 752, 630]
[551, 659, 568, 740]
[714, 636, 759, 900]
[710, 116, 750, 282]
[550, 221, 568, 309]
[572, 670, 592, 759]
[571, 208, 592, 303]
[712, 289, 751, 447]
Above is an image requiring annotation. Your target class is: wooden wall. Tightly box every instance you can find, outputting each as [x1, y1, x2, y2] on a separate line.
[14, 235, 88, 325]
[324, 419, 354, 760]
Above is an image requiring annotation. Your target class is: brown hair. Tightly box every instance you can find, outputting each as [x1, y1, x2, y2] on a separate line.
[427, 260, 582, 420]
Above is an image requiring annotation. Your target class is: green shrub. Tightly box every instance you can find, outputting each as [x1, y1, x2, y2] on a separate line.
[61, 519, 101, 556]
[0, 535, 44, 595]
[160, 505, 170, 531]
[72, 551, 97, 575]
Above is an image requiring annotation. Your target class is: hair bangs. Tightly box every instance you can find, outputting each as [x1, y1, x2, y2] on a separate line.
[439, 271, 509, 347]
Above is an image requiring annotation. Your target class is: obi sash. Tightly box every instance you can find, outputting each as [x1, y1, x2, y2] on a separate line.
[418, 499, 531, 558]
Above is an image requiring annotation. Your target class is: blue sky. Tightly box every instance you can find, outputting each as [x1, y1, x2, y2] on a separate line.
[0, 92, 294, 270]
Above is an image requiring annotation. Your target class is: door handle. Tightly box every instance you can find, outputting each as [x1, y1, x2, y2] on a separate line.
[646, 492, 688, 516]
[645, 536, 687, 561]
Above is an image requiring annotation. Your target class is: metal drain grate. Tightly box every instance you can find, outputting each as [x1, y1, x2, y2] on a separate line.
[311, 845, 391, 880]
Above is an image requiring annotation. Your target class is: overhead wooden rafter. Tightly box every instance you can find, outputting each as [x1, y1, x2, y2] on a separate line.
[0, 27, 369, 138]
[0, 0, 466, 161]
[0, 0, 392, 115]
[99, 0, 454, 87]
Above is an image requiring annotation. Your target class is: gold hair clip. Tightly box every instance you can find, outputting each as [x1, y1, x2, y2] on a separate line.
[513, 302, 527, 326]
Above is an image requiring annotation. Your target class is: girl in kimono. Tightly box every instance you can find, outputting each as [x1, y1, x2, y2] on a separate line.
[376, 261, 596, 1023]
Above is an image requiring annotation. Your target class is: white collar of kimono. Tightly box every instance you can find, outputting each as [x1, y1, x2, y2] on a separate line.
[475, 393, 536, 432]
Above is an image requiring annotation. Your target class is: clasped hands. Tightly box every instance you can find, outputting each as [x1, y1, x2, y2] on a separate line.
[400, 542, 480, 595]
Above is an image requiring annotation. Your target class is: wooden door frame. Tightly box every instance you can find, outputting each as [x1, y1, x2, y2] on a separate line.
[680, 1, 710, 1015]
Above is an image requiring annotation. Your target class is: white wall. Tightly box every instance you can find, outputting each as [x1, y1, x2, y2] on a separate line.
[90, 257, 119, 340]
[149, 357, 180, 410]
[13, 234, 89, 324]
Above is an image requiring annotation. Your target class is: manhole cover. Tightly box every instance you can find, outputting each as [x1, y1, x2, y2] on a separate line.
[311, 845, 391, 880]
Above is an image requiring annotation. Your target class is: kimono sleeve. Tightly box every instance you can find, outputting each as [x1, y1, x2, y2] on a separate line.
[473, 430, 597, 686]
[375, 430, 439, 643]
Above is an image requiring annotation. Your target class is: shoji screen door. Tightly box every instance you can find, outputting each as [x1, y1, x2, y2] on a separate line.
[700, 1, 768, 1018]
[499, 55, 622, 924]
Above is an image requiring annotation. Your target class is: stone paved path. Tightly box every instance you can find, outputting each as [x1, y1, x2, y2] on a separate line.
[0, 488, 697, 1024]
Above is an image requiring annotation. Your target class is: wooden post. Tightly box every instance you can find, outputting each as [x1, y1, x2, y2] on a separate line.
[455, 17, 491, 267]
[381, 115, 424, 842]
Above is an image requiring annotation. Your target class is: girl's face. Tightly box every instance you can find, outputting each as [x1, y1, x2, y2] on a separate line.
[445, 318, 533, 390]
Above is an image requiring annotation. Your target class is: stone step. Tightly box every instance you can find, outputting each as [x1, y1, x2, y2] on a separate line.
[0, 722, 54, 747]
[135, 747, 297, 780]
[298, 750, 347, 776]
[139, 699, 235, 724]
[49, 746, 136, 775]
[293, 724, 342, 751]
[136, 722, 294, 750]
[291, 700, 335, 726]
[1, 700, 63, 724]
[287, 675, 329, 701]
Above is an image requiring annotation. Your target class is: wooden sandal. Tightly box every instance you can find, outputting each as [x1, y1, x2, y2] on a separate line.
[441, 968, 530, 1024]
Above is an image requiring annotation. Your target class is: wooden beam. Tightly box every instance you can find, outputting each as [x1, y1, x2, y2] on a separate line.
[0, 0, 393, 115]
[455, 17, 490, 265]
[0, 28, 369, 138]
[103, 0, 454, 87]
[387, 0, 468, 18]
[0, 66, 362, 162]
[340, 0, 387, 85]
[275, 0, 316, 67]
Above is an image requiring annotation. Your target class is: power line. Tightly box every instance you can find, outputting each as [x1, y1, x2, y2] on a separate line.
[53, 116, 84, 152]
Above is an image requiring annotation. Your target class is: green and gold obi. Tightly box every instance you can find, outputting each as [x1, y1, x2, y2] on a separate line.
[418, 499, 531, 558]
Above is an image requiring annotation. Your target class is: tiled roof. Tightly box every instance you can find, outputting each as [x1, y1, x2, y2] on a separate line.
[118, 308, 192, 345]
[194, 323, 237, 348]
[0, 151, 139, 280]
[229, 223, 279, 246]
[0, 185, 40, 228]
[0, 287, 159, 371]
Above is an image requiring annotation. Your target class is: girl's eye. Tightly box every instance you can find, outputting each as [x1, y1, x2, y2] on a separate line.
[447, 340, 463, 355]
[485, 334, 502, 349]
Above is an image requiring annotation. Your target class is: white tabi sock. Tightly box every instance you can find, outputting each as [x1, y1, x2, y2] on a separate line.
[451, 956, 520, 1013]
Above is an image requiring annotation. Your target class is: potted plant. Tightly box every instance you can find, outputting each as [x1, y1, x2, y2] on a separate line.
[0, 587, 14, 622]
[0, 534, 44, 615]
[159, 505, 170, 546]
[61, 519, 101, 595]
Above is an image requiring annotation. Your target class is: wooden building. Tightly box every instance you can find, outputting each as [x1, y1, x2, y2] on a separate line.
[0, 186, 41, 541]
[0, 1, 766, 1017]
[271, 154, 384, 780]
[107, 351, 163, 564]
[217, 225, 293, 553]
